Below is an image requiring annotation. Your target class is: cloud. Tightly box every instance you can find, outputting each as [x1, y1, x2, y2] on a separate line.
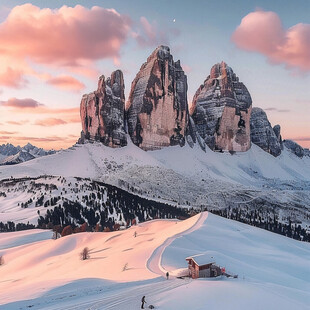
[134, 16, 179, 47]
[0, 4, 131, 87]
[0, 67, 28, 88]
[0, 136, 10, 140]
[6, 120, 29, 125]
[0, 98, 44, 108]
[12, 135, 76, 143]
[68, 116, 82, 123]
[34, 118, 67, 127]
[46, 75, 85, 91]
[0, 130, 17, 135]
[0, 98, 80, 116]
[0, 4, 131, 66]
[264, 107, 290, 113]
[288, 136, 310, 142]
[232, 10, 310, 72]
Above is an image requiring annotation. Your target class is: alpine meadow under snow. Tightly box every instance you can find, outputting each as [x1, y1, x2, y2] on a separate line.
[0, 213, 309, 310]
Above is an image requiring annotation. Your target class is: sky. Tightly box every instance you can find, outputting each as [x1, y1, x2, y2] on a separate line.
[0, 0, 309, 150]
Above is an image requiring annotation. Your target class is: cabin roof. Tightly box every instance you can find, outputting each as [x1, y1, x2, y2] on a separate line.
[186, 254, 216, 267]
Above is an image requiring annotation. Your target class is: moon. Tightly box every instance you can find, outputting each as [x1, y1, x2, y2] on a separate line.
[173, 19, 176, 23]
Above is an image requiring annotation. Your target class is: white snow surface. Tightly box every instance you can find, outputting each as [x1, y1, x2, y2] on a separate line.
[0, 141, 309, 184]
[0, 212, 309, 309]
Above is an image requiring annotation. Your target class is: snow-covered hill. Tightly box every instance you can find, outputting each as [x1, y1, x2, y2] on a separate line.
[1, 140, 310, 232]
[0, 212, 309, 309]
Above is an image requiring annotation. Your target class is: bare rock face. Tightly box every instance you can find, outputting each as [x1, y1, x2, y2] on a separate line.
[126, 46, 188, 151]
[273, 124, 283, 149]
[80, 70, 127, 147]
[283, 140, 304, 158]
[191, 62, 252, 152]
[250, 108, 282, 157]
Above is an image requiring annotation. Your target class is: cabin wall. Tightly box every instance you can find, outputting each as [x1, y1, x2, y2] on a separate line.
[187, 259, 223, 279]
[199, 268, 211, 278]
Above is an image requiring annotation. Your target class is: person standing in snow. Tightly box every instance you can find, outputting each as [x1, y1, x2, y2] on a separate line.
[141, 295, 146, 309]
[166, 271, 169, 280]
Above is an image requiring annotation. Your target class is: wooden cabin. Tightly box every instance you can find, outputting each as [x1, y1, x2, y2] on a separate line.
[186, 255, 223, 279]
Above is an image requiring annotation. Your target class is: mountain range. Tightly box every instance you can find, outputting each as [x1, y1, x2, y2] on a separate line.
[0, 45, 309, 242]
[0, 143, 56, 165]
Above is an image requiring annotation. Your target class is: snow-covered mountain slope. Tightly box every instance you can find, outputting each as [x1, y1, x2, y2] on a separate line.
[1, 140, 309, 184]
[0, 215, 199, 307]
[0, 212, 309, 310]
[1, 140, 309, 230]
[0, 176, 188, 230]
[1, 150, 35, 165]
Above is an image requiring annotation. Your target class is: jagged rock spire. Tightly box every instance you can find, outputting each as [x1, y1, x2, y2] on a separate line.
[80, 70, 127, 147]
[126, 45, 188, 151]
[191, 62, 252, 152]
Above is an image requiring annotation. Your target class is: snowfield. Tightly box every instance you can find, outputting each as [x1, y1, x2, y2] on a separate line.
[0, 212, 309, 309]
[1, 140, 309, 186]
[1, 140, 310, 228]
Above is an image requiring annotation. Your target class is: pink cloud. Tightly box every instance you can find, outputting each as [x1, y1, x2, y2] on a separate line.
[0, 130, 18, 135]
[288, 136, 310, 142]
[0, 98, 44, 108]
[47, 75, 85, 91]
[6, 120, 29, 125]
[0, 98, 80, 116]
[0, 4, 131, 66]
[34, 118, 67, 127]
[232, 10, 310, 72]
[6, 136, 76, 143]
[134, 16, 179, 47]
[0, 67, 27, 88]
[0, 4, 131, 88]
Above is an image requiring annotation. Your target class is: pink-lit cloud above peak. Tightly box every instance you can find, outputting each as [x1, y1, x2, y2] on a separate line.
[0, 4, 131, 66]
[232, 10, 310, 72]
[46, 75, 85, 92]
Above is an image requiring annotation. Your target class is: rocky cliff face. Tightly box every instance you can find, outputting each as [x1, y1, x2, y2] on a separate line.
[191, 62, 252, 152]
[80, 70, 127, 147]
[283, 140, 304, 158]
[250, 108, 282, 157]
[126, 46, 188, 151]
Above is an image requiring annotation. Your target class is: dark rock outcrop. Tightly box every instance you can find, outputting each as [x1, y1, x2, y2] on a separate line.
[283, 140, 304, 158]
[273, 124, 283, 149]
[126, 46, 188, 151]
[250, 108, 282, 157]
[80, 70, 127, 147]
[191, 62, 252, 152]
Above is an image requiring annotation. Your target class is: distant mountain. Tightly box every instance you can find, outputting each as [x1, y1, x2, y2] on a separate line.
[0, 143, 56, 165]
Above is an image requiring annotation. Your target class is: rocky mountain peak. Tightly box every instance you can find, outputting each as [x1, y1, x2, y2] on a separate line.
[80, 70, 127, 147]
[191, 62, 252, 152]
[250, 107, 282, 157]
[283, 139, 304, 158]
[126, 45, 188, 151]
[97, 75, 105, 93]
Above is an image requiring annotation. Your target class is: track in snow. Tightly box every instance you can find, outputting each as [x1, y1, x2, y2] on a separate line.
[147, 212, 208, 276]
[62, 278, 190, 310]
